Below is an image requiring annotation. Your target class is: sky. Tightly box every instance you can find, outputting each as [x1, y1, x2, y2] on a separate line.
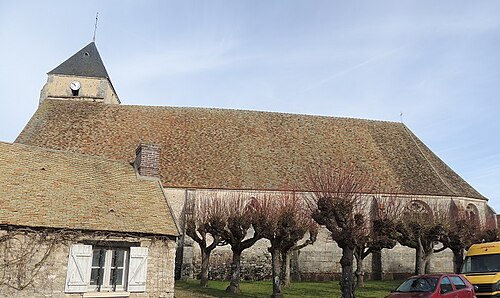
[1, 1, 499, 211]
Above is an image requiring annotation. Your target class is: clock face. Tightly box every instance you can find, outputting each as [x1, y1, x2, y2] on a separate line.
[70, 81, 81, 91]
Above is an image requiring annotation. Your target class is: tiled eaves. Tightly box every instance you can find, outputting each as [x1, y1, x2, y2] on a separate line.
[15, 99, 485, 201]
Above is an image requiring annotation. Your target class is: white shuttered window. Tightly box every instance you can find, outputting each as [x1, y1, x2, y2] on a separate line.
[65, 244, 92, 293]
[65, 244, 148, 294]
[127, 247, 149, 292]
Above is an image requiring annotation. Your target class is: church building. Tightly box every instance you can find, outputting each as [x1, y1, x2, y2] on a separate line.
[8, 41, 495, 290]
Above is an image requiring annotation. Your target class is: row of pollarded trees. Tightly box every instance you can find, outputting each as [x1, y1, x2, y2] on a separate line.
[185, 192, 318, 297]
[309, 163, 499, 298]
[184, 163, 499, 298]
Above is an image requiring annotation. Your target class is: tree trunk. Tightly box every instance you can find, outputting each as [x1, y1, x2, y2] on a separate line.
[424, 244, 433, 274]
[226, 249, 242, 294]
[283, 250, 292, 288]
[415, 240, 426, 275]
[200, 247, 211, 288]
[270, 248, 284, 298]
[354, 250, 364, 288]
[415, 241, 434, 275]
[452, 249, 464, 274]
[291, 250, 301, 282]
[424, 257, 431, 274]
[340, 246, 355, 298]
[371, 250, 382, 281]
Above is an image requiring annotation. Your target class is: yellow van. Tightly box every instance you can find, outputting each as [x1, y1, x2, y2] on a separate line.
[461, 241, 500, 297]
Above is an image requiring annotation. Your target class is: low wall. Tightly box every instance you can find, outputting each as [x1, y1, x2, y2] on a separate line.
[182, 227, 455, 281]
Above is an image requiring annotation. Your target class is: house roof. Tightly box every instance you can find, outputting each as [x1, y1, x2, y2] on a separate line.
[0, 141, 179, 236]
[48, 42, 109, 78]
[15, 99, 485, 200]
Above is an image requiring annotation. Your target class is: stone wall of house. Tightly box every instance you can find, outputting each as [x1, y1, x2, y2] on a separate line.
[0, 229, 176, 298]
[172, 188, 485, 281]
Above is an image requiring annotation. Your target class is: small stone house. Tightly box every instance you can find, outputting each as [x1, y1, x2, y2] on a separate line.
[13, 42, 495, 280]
[0, 141, 179, 297]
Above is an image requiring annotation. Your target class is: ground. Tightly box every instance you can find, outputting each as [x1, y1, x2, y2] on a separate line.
[174, 280, 401, 298]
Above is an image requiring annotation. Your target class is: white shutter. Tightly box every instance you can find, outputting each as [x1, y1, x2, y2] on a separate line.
[65, 244, 92, 293]
[128, 247, 149, 292]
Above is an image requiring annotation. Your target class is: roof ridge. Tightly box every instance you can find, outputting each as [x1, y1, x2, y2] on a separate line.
[46, 99, 401, 125]
[401, 124, 458, 196]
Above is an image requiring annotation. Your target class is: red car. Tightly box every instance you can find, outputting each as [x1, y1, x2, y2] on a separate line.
[386, 274, 477, 298]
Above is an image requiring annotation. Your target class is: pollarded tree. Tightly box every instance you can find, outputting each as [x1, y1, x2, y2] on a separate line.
[282, 229, 318, 288]
[250, 193, 318, 298]
[184, 196, 226, 287]
[395, 200, 448, 275]
[477, 207, 500, 243]
[352, 197, 402, 288]
[307, 162, 376, 298]
[478, 227, 500, 243]
[206, 194, 262, 294]
[440, 200, 478, 273]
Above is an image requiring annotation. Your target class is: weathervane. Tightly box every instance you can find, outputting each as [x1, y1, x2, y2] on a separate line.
[93, 12, 99, 42]
[400, 112, 404, 123]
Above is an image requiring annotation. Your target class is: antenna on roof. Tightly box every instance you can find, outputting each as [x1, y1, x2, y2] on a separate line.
[92, 12, 99, 42]
[400, 112, 404, 123]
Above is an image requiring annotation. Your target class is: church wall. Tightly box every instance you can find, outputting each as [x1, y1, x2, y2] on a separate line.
[186, 229, 455, 282]
[39, 74, 119, 104]
[168, 188, 488, 281]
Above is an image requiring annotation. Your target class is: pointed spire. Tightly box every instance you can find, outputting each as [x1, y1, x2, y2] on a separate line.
[48, 42, 109, 78]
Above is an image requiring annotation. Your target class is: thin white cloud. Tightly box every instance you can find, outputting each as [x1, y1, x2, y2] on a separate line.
[301, 44, 409, 92]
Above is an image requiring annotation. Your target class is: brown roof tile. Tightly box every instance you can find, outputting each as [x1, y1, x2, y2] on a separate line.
[0, 141, 179, 236]
[15, 99, 485, 200]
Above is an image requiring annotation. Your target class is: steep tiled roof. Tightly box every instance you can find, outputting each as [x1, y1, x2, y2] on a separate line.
[0, 141, 179, 236]
[16, 99, 485, 200]
[48, 42, 109, 78]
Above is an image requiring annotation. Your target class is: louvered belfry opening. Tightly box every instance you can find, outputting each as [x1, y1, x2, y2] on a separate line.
[134, 143, 161, 179]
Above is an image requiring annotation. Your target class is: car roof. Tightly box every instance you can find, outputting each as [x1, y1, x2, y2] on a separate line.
[408, 274, 461, 278]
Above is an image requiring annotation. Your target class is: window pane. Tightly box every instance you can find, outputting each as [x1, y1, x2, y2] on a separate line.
[90, 268, 104, 285]
[112, 250, 125, 267]
[450, 276, 467, 289]
[395, 277, 438, 292]
[110, 269, 123, 286]
[461, 254, 500, 273]
[92, 249, 102, 267]
[440, 277, 454, 293]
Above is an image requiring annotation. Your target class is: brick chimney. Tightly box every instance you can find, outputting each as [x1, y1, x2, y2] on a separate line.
[134, 143, 161, 179]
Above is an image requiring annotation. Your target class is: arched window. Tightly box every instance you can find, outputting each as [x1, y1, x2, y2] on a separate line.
[405, 200, 433, 220]
[466, 203, 480, 225]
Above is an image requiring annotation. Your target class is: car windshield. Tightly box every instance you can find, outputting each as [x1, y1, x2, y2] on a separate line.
[395, 277, 438, 293]
[461, 254, 500, 273]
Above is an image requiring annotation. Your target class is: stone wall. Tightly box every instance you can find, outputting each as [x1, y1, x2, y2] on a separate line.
[0, 229, 176, 298]
[184, 229, 455, 283]
[173, 188, 486, 281]
[40, 74, 119, 104]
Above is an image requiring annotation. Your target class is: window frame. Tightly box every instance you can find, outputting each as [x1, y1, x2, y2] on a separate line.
[439, 276, 455, 294]
[89, 247, 129, 292]
[65, 243, 148, 294]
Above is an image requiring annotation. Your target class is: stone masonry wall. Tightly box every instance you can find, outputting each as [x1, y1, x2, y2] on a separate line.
[185, 228, 455, 282]
[173, 188, 484, 281]
[0, 229, 176, 298]
[40, 74, 119, 104]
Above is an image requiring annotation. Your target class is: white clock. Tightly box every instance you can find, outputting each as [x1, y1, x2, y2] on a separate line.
[70, 81, 81, 91]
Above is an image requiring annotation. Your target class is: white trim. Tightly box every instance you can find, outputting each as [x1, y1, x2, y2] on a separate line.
[83, 292, 130, 298]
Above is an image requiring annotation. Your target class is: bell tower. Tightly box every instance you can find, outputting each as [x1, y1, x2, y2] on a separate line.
[39, 42, 120, 104]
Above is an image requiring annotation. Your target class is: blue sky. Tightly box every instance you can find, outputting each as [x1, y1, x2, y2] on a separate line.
[1, 1, 499, 211]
